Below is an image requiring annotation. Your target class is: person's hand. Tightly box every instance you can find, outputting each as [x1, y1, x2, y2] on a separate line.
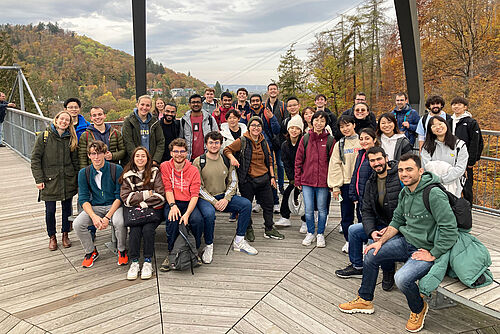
[402, 121, 410, 128]
[467, 165, 474, 169]
[91, 214, 103, 230]
[270, 177, 277, 189]
[371, 230, 384, 242]
[264, 107, 274, 119]
[152, 161, 160, 167]
[101, 216, 110, 229]
[332, 191, 341, 201]
[230, 157, 240, 168]
[179, 213, 190, 225]
[104, 151, 113, 160]
[296, 185, 302, 191]
[7, 103, 16, 108]
[364, 241, 382, 255]
[353, 200, 358, 205]
[168, 205, 181, 221]
[411, 249, 435, 262]
[215, 198, 229, 211]
[36, 182, 45, 190]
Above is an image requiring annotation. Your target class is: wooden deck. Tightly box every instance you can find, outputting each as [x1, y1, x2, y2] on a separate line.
[1, 147, 499, 334]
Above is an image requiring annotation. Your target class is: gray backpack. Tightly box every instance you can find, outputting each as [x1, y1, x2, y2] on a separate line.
[168, 224, 200, 274]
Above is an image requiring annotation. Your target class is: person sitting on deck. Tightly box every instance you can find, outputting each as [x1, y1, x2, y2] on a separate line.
[73, 140, 127, 268]
[335, 146, 401, 292]
[194, 131, 258, 264]
[339, 153, 458, 333]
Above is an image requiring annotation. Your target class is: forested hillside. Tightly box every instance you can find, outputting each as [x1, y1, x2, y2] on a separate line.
[0, 23, 207, 119]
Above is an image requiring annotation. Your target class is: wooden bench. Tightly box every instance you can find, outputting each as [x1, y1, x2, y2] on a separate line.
[430, 249, 500, 319]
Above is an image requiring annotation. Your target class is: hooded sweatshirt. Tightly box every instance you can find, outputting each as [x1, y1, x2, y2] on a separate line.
[327, 134, 361, 192]
[160, 159, 200, 202]
[134, 109, 152, 151]
[380, 133, 408, 161]
[75, 114, 90, 142]
[450, 111, 484, 166]
[212, 107, 231, 128]
[390, 172, 458, 259]
[88, 123, 111, 147]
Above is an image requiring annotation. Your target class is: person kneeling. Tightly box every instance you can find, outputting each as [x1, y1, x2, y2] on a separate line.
[335, 147, 401, 292]
[195, 132, 258, 264]
[159, 138, 204, 272]
[120, 147, 165, 280]
[74, 140, 127, 268]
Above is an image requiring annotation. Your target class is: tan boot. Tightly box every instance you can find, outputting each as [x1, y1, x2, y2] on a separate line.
[49, 235, 58, 251]
[62, 232, 71, 248]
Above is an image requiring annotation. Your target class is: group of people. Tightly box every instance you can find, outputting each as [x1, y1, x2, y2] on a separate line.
[28, 84, 486, 332]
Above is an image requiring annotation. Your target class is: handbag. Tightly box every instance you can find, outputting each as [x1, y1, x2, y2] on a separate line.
[123, 206, 163, 227]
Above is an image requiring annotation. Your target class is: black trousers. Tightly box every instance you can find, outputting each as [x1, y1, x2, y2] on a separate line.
[45, 197, 72, 237]
[463, 167, 474, 206]
[239, 177, 274, 231]
[280, 184, 299, 219]
[129, 221, 161, 260]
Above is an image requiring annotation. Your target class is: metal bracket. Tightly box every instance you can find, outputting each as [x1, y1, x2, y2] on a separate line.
[427, 291, 456, 310]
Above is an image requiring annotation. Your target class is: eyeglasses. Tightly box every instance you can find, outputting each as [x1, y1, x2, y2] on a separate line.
[287, 103, 299, 108]
[354, 108, 367, 112]
[249, 124, 262, 128]
[89, 152, 104, 156]
[207, 141, 221, 146]
[66, 106, 80, 110]
[171, 150, 187, 154]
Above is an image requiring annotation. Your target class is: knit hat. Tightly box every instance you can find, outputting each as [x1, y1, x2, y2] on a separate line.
[248, 116, 263, 128]
[287, 115, 304, 132]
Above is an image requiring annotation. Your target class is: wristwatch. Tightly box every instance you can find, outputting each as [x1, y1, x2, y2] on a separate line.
[169, 202, 176, 208]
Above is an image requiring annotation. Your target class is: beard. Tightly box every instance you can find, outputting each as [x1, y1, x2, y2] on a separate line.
[374, 164, 387, 175]
[164, 114, 174, 122]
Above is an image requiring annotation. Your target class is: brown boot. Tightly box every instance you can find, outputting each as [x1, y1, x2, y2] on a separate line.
[49, 235, 58, 251]
[62, 232, 72, 248]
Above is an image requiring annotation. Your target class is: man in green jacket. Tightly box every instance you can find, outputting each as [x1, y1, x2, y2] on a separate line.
[339, 153, 458, 333]
[122, 95, 165, 165]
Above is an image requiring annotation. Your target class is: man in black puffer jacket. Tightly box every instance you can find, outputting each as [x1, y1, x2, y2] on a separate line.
[336, 147, 401, 292]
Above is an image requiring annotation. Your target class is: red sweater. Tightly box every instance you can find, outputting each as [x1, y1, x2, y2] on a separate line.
[160, 159, 200, 202]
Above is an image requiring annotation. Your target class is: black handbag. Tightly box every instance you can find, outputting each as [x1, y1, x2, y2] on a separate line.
[123, 206, 163, 227]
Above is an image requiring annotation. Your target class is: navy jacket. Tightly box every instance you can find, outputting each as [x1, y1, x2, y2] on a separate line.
[392, 104, 420, 145]
[349, 148, 374, 207]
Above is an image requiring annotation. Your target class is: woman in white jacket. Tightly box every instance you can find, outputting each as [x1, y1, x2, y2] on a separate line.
[421, 115, 469, 197]
[221, 109, 247, 150]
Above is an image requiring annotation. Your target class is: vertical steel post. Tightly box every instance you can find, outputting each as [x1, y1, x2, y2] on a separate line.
[394, 0, 425, 115]
[132, 0, 147, 97]
[17, 70, 25, 111]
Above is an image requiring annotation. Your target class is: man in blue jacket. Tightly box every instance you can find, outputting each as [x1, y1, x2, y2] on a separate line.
[392, 92, 420, 146]
[64, 97, 90, 142]
[73, 140, 127, 268]
[0, 91, 16, 147]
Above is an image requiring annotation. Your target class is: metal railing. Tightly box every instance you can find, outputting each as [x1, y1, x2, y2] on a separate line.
[3, 107, 499, 214]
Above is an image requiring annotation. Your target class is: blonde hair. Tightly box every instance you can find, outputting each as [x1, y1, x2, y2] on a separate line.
[137, 95, 152, 104]
[53, 110, 78, 151]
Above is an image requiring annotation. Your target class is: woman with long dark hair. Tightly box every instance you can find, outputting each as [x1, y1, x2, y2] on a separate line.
[377, 113, 412, 161]
[31, 110, 79, 250]
[421, 116, 468, 197]
[120, 146, 165, 280]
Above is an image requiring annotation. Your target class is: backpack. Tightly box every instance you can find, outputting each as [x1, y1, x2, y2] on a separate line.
[34, 130, 50, 144]
[422, 183, 472, 230]
[302, 133, 335, 161]
[239, 135, 271, 168]
[84, 163, 117, 201]
[422, 113, 452, 132]
[168, 223, 200, 274]
[199, 153, 230, 171]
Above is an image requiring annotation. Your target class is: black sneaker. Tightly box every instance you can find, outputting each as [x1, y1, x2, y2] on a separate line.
[382, 270, 395, 291]
[245, 227, 255, 242]
[335, 264, 363, 279]
[159, 257, 170, 272]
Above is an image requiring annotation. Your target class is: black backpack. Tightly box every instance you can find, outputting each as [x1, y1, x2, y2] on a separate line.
[422, 113, 452, 132]
[199, 153, 230, 171]
[168, 223, 200, 274]
[422, 183, 472, 230]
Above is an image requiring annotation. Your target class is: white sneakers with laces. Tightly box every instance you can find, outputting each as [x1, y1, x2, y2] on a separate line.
[127, 262, 140, 280]
[233, 239, 258, 255]
[275, 217, 291, 227]
[202, 244, 214, 264]
[141, 262, 153, 280]
[302, 233, 316, 246]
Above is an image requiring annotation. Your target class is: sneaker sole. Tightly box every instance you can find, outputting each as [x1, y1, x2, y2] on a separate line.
[274, 223, 292, 227]
[83, 254, 99, 268]
[406, 303, 428, 333]
[127, 275, 138, 280]
[264, 233, 284, 240]
[233, 247, 258, 255]
[335, 273, 363, 279]
[141, 274, 152, 280]
[159, 266, 170, 272]
[317, 243, 326, 248]
[338, 306, 374, 314]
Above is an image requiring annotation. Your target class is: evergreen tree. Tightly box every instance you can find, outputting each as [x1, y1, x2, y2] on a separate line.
[277, 43, 306, 98]
[214, 81, 222, 97]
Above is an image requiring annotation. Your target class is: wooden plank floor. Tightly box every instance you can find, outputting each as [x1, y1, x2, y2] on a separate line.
[1, 147, 499, 334]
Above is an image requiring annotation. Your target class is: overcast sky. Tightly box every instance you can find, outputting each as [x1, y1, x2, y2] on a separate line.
[3, 0, 394, 85]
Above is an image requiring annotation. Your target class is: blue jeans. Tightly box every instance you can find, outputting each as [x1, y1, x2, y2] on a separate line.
[274, 148, 285, 189]
[302, 186, 329, 234]
[164, 200, 204, 251]
[197, 194, 252, 244]
[340, 184, 361, 241]
[358, 234, 434, 313]
[348, 223, 395, 273]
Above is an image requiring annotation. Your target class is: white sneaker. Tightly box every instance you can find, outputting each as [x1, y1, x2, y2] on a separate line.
[302, 233, 316, 246]
[338, 224, 343, 234]
[202, 244, 214, 264]
[317, 234, 326, 248]
[127, 261, 140, 280]
[342, 241, 349, 254]
[275, 217, 291, 227]
[252, 203, 261, 213]
[141, 262, 152, 280]
[233, 239, 258, 255]
[299, 221, 307, 234]
[273, 204, 280, 213]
